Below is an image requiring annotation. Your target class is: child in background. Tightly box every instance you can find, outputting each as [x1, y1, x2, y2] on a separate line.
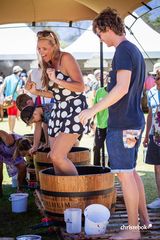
[93, 85, 108, 166]
[16, 94, 54, 154]
[16, 93, 40, 111]
[20, 103, 54, 154]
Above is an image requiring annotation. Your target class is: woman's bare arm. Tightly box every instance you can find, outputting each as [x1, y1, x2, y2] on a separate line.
[0, 130, 14, 145]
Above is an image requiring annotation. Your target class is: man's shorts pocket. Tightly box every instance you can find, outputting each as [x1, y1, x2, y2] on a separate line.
[122, 129, 142, 148]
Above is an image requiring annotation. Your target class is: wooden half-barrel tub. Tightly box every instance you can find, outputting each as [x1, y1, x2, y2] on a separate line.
[33, 146, 91, 182]
[39, 165, 116, 222]
[24, 134, 34, 166]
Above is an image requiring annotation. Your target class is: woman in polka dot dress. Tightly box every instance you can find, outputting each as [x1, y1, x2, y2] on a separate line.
[28, 30, 90, 176]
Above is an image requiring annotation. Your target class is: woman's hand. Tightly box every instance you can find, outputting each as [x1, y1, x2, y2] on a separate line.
[29, 146, 38, 155]
[143, 135, 149, 147]
[39, 142, 50, 150]
[78, 108, 95, 125]
[46, 68, 57, 83]
[25, 79, 34, 91]
[28, 82, 37, 95]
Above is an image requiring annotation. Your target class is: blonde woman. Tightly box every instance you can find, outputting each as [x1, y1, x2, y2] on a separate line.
[26, 30, 89, 176]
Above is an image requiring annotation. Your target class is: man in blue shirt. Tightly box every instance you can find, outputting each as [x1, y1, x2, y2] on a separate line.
[2, 66, 23, 133]
[79, 7, 150, 240]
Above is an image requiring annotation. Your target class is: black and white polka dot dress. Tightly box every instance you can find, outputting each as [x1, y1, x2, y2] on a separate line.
[48, 71, 90, 137]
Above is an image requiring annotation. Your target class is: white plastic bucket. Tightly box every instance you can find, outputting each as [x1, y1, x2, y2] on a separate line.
[64, 208, 82, 234]
[9, 193, 29, 213]
[84, 204, 110, 235]
[16, 235, 41, 240]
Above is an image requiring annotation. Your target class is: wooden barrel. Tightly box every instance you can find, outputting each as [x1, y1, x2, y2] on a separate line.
[25, 155, 34, 167]
[68, 147, 91, 165]
[39, 166, 116, 222]
[33, 147, 91, 182]
[33, 148, 52, 182]
[26, 167, 37, 182]
[26, 167, 38, 189]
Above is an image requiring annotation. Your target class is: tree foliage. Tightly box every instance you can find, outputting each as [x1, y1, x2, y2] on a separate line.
[141, 12, 160, 33]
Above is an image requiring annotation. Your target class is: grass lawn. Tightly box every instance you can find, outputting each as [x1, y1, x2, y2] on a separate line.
[0, 167, 60, 239]
[0, 118, 59, 239]
[0, 115, 158, 238]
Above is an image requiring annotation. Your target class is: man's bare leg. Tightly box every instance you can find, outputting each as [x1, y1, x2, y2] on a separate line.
[110, 171, 141, 240]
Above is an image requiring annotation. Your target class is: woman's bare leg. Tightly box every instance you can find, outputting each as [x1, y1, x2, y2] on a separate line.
[8, 115, 16, 133]
[49, 133, 79, 175]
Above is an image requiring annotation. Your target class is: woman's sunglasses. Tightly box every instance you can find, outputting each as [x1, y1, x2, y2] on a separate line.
[37, 30, 54, 38]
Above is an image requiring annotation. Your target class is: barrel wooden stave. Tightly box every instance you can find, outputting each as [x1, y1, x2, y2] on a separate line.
[26, 167, 36, 181]
[33, 149, 51, 182]
[33, 147, 91, 182]
[68, 147, 91, 164]
[39, 166, 116, 221]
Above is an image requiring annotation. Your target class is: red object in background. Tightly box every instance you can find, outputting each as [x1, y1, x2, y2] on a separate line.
[7, 101, 18, 116]
[35, 96, 42, 106]
[41, 217, 53, 223]
[144, 75, 156, 91]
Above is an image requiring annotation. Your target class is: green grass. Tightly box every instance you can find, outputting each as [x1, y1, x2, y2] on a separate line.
[139, 170, 157, 204]
[0, 118, 59, 239]
[0, 167, 59, 239]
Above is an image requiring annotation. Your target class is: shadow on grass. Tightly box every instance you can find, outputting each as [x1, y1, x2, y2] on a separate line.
[0, 184, 59, 239]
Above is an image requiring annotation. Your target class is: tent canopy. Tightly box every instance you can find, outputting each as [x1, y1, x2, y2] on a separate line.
[1, 11, 160, 61]
[0, 24, 37, 60]
[0, 0, 150, 24]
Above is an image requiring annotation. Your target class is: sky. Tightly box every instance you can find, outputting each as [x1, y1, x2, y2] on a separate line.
[135, 0, 160, 20]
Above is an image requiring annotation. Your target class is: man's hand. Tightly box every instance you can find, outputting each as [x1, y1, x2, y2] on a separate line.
[78, 108, 95, 125]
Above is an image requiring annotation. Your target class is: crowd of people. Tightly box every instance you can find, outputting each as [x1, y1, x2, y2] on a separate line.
[0, 6, 160, 240]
